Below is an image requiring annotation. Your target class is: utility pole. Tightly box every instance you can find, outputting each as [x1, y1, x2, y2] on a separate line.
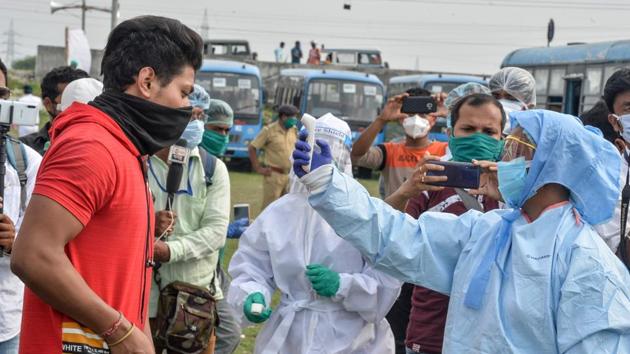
[200, 9, 210, 41]
[111, 0, 119, 30]
[3, 19, 16, 66]
[50, 0, 112, 33]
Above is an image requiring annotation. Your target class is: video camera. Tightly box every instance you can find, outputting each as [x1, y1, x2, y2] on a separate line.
[0, 99, 40, 126]
[0, 100, 39, 256]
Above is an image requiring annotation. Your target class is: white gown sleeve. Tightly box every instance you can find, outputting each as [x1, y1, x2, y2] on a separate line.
[304, 166, 479, 295]
[333, 263, 402, 323]
[227, 219, 276, 327]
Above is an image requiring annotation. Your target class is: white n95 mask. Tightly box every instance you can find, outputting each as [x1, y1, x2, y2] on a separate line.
[615, 114, 630, 143]
[402, 115, 430, 139]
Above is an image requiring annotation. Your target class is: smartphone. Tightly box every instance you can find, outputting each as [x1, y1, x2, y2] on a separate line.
[233, 204, 251, 225]
[401, 96, 437, 114]
[426, 161, 480, 189]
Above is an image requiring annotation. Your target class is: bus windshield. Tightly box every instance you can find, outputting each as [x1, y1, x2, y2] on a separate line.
[305, 79, 384, 128]
[423, 81, 463, 94]
[196, 72, 261, 125]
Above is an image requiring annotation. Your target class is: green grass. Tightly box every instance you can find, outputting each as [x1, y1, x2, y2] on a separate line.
[222, 171, 379, 353]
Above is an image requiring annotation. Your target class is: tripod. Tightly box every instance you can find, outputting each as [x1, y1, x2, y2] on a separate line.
[0, 124, 10, 257]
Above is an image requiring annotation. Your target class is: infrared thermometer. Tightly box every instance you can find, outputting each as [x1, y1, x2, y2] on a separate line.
[300, 113, 317, 173]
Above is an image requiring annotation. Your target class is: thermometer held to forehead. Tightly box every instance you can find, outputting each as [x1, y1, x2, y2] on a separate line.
[301, 113, 317, 173]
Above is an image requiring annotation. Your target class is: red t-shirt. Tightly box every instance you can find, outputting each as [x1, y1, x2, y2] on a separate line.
[19, 103, 155, 354]
[404, 189, 499, 354]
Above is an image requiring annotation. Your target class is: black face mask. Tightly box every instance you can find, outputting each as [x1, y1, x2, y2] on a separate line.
[90, 90, 192, 156]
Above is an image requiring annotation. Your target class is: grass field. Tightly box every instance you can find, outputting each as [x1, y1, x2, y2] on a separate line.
[222, 171, 379, 353]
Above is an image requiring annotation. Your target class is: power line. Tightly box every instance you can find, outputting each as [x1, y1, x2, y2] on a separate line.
[376, 0, 630, 11]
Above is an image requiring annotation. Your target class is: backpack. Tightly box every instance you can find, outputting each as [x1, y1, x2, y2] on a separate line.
[198, 148, 217, 186]
[5, 136, 28, 215]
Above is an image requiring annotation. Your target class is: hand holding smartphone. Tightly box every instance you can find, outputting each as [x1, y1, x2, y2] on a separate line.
[426, 161, 480, 189]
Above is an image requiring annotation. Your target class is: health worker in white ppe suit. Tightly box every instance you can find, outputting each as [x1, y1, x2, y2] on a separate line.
[293, 108, 630, 353]
[228, 113, 401, 354]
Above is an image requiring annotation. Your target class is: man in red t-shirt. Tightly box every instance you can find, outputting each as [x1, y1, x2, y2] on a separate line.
[10, 16, 203, 354]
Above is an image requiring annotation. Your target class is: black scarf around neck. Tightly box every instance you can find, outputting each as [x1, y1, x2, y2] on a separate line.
[90, 90, 192, 156]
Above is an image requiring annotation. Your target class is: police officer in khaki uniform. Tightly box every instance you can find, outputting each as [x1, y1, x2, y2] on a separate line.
[248, 105, 299, 209]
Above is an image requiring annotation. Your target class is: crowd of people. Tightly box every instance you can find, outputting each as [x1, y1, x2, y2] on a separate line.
[274, 41, 324, 65]
[0, 13, 630, 354]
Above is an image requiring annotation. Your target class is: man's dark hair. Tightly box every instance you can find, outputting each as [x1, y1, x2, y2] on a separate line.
[405, 87, 431, 97]
[101, 15, 203, 91]
[451, 93, 506, 129]
[295, 41, 300, 47]
[280, 42, 285, 47]
[581, 100, 619, 144]
[604, 68, 630, 113]
[41, 66, 89, 100]
[0, 58, 7, 86]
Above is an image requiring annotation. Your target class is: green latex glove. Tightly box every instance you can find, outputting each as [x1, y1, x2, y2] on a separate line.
[305, 264, 341, 297]
[243, 292, 272, 323]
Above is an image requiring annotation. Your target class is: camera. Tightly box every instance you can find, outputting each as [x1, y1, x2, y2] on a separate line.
[0, 100, 40, 126]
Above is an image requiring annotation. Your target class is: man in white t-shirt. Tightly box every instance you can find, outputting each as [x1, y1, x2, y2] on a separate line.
[0, 58, 43, 354]
[16, 85, 42, 138]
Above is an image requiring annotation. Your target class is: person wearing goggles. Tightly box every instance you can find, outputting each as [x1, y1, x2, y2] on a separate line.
[292, 108, 630, 353]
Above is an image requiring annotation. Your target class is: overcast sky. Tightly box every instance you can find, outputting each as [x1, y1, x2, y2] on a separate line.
[3, 0, 630, 75]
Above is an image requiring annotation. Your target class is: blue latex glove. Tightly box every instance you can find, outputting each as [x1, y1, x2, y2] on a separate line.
[243, 292, 272, 323]
[292, 130, 332, 178]
[305, 264, 341, 297]
[227, 217, 249, 239]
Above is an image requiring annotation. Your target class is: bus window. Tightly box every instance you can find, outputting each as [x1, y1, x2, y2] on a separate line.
[387, 82, 411, 97]
[534, 68, 549, 95]
[306, 80, 384, 128]
[232, 44, 249, 55]
[548, 68, 566, 96]
[336, 52, 356, 65]
[585, 66, 603, 96]
[604, 64, 630, 85]
[358, 53, 382, 65]
[424, 81, 461, 94]
[197, 72, 261, 125]
[211, 44, 228, 55]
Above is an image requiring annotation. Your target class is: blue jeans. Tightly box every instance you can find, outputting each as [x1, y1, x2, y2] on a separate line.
[0, 334, 19, 354]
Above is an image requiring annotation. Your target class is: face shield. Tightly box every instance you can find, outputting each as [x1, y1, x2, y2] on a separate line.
[500, 127, 536, 162]
[497, 126, 537, 208]
[289, 114, 353, 194]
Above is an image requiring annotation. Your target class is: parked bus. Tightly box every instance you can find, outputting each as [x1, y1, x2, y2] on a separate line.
[387, 74, 488, 141]
[320, 49, 384, 68]
[196, 59, 264, 160]
[501, 40, 630, 116]
[203, 40, 251, 59]
[275, 68, 386, 143]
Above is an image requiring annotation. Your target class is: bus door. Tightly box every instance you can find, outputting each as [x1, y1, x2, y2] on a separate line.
[563, 74, 583, 116]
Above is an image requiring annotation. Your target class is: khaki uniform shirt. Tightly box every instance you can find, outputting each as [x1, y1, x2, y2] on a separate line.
[250, 121, 297, 173]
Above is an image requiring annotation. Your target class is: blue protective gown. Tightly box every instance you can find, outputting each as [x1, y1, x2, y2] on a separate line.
[303, 165, 630, 353]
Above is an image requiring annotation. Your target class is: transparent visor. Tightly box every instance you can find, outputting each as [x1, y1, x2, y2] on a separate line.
[500, 127, 536, 162]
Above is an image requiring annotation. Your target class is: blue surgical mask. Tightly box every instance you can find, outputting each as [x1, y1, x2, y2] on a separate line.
[180, 119, 204, 148]
[497, 157, 528, 208]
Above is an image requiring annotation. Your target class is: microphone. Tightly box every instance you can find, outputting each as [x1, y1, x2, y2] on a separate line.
[165, 139, 188, 210]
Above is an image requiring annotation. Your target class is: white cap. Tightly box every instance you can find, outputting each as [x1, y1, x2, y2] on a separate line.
[60, 78, 104, 111]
